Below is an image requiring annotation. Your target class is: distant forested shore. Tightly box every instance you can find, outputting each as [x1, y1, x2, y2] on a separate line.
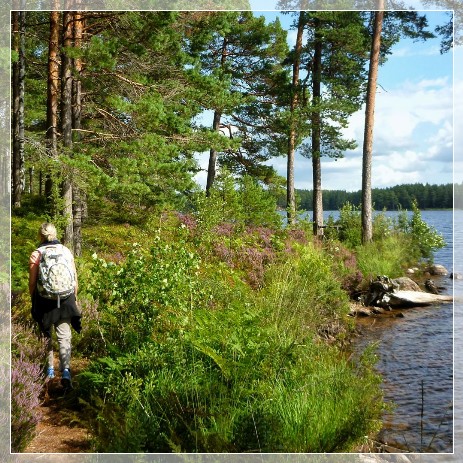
[278, 183, 455, 211]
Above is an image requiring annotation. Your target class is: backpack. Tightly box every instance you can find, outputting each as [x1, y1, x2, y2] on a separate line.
[36, 244, 75, 307]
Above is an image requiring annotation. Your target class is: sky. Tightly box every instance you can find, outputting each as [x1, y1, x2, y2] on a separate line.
[195, 6, 455, 192]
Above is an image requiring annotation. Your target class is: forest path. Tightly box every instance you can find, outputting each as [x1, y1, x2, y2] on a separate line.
[24, 358, 92, 454]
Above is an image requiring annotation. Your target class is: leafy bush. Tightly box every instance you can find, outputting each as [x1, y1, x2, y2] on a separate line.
[11, 216, 44, 293]
[191, 169, 281, 239]
[86, 237, 205, 353]
[334, 202, 362, 248]
[397, 201, 446, 260]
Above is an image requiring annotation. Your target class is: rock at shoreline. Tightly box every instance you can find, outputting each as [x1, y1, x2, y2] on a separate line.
[392, 277, 421, 292]
[426, 264, 449, 276]
[424, 278, 439, 294]
[352, 271, 453, 317]
[388, 290, 452, 308]
[406, 267, 420, 275]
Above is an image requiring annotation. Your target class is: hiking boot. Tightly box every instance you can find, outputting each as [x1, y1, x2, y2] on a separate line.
[46, 367, 55, 379]
[61, 368, 72, 389]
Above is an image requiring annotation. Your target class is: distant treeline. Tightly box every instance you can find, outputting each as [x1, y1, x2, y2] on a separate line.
[456, 183, 463, 209]
[278, 183, 454, 211]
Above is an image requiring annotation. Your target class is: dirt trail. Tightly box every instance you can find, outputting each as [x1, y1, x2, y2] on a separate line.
[24, 359, 92, 454]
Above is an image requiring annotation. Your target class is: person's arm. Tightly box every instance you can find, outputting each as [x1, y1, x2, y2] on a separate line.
[29, 251, 40, 297]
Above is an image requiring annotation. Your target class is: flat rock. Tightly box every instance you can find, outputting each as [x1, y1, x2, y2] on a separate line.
[388, 290, 452, 308]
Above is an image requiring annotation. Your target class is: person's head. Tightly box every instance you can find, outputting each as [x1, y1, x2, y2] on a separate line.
[38, 222, 57, 243]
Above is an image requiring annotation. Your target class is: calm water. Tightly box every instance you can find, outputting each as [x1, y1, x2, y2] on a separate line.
[351, 210, 455, 453]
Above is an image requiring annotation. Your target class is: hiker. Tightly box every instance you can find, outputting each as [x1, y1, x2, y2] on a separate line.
[29, 222, 81, 388]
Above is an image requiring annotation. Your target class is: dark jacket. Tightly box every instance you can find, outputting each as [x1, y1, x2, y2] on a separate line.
[31, 240, 82, 336]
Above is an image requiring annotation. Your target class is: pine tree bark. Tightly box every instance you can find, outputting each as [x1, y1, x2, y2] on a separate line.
[362, 2, 384, 244]
[72, 11, 84, 256]
[45, 9, 60, 202]
[61, 11, 74, 248]
[312, 19, 323, 237]
[287, 11, 305, 225]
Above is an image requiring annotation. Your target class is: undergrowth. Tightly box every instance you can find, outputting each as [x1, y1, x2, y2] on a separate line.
[10, 190, 444, 452]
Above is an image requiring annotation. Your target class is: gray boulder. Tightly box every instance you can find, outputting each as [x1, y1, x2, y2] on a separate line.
[427, 264, 449, 276]
[392, 277, 421, 292]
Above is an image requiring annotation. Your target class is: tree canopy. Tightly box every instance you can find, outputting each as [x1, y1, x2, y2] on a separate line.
[11, 9, 451, 238]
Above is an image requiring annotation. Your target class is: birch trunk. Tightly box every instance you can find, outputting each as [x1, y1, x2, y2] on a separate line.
[12, 11, 25, 207]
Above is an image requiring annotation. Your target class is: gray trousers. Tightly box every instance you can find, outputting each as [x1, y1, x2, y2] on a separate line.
[47, 318, 72, 371]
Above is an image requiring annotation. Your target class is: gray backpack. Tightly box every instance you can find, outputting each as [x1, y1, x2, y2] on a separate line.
[37, 244, 75, 307]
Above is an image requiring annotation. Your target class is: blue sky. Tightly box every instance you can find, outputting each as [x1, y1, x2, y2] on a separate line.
[195, 6, 455, 192]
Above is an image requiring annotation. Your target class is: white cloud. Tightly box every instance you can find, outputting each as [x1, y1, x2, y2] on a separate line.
[337, 75, 453, 189]
[195, 68, 453, 192]
[393, 45, 441, 58]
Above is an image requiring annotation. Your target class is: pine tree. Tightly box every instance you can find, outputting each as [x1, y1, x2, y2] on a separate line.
[45, 9, 60, 202]
[283, 9, 369, 231]
[287, 11, 306, 225]
[361, 6, 435, 243]
[305, 12, 369, 236]
[186, 12, 289, 195]
[362, 3, 384, 244]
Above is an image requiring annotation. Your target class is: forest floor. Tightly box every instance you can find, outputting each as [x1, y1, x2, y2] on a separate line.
[24, 358, 92, 454]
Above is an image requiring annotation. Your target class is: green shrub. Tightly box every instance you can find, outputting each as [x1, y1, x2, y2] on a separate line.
[85, 237, 204, 353]
[336, 202, 362, 248]
[11, 216, 44, 293]
[398, 201, 446, 260]
[78, 235, 382, 452]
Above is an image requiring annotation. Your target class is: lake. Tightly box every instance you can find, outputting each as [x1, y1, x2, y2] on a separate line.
[349, 209, 455, 454]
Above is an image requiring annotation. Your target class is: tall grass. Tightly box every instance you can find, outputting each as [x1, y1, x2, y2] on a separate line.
[262, 243, 352, 340]
[355, 235, 415, 279]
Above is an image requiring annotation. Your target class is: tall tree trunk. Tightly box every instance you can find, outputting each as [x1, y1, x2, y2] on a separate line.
[45, 9, 60, 203]
[61, 11, 74, 248]
[362, 2, 384, 244]
[287, 11, 305, 225]
[206, 37, 228, 196]
[12, 11, 20, 206]
[72, 11, 84, 256]
[312, 19, 323, 237]
[28, 168, 33, 194]
[12, 11, 25, 208]
[206, 110, 222, 196]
